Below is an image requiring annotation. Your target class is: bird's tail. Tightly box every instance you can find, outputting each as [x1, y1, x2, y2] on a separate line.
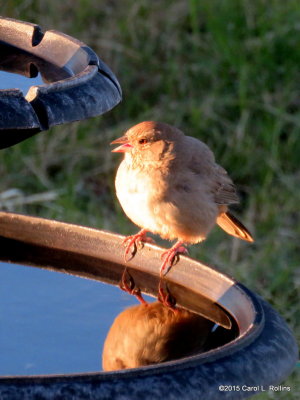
[217, 211, 254, 242]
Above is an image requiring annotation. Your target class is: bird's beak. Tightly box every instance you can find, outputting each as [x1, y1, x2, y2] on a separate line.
[111, 135, 133, 153]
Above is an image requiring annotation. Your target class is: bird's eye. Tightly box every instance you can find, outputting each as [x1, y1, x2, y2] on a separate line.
[138, 138, 148, 145]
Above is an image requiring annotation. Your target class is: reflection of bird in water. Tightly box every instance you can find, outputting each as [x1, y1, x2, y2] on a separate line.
[102, 302, 214, 371]
[111, 121, 253, 277]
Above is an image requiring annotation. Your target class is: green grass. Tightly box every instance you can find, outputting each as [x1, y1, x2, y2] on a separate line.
[1, 1, 299, 396]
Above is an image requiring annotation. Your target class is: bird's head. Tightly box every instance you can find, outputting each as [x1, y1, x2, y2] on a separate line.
[111, 121, 183, 167]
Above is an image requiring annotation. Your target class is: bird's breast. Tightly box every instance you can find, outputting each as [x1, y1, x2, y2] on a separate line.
[115, 161, 163, 232]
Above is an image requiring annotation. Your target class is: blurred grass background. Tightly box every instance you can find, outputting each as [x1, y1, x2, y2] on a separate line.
[1, 0, 299, 396]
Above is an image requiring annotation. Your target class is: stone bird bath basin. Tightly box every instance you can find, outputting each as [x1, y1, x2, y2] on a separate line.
[0, 211, 297, 399]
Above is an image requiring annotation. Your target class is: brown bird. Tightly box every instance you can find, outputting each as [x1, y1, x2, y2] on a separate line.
[111, 121, 253, 275]
[102, 302, 214, 371]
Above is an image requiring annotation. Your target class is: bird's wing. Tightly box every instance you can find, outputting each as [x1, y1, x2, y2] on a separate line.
[186, 137, 239, 206]
[211, 165, 239, 205]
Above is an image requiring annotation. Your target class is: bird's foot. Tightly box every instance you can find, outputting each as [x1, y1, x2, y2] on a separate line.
[119, 268, 147, 305]
[158, 279, 177, 312]
[160, 241, 188, 276]
[123, 229, 154, 262]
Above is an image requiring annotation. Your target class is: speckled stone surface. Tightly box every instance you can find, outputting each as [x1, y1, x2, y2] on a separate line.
[0, 294, 297, 400]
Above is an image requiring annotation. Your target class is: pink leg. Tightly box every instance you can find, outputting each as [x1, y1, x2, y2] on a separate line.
[158, 279, 177, 312]
[160, 240, 188, 276]
[123, 229, 154, 262]
[119, 268, 147, 305]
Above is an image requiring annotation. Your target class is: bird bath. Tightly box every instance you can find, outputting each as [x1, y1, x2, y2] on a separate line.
[0, 212, 297, 399]
[0, 16, 121, 149]
[0, 16, 297, 400]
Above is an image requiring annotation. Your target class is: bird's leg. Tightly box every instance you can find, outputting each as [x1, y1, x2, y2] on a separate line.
[119, 267, 147, 305]
[160, 240, 188, 276]
[123, 228, 154, 262]
[158, 279, 177, 312]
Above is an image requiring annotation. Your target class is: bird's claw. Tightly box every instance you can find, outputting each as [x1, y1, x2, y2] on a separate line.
[160, 243, 188, 276]
[158, 279, 177, 311]
[122, 229, 154, 262]
[119, 268, 147, 305]
[123, 236, 138, 262]
[119, 267, 134, 292]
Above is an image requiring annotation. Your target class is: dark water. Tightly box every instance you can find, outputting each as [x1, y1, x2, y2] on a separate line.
[0, 262, 145, 376]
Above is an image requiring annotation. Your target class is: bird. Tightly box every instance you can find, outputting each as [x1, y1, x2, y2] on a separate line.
[102, 301, 214, 371]
[111, 121, 253, 276]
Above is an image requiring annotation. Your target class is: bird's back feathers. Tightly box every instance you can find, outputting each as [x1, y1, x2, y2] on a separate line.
[185, 137, 239, 206]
